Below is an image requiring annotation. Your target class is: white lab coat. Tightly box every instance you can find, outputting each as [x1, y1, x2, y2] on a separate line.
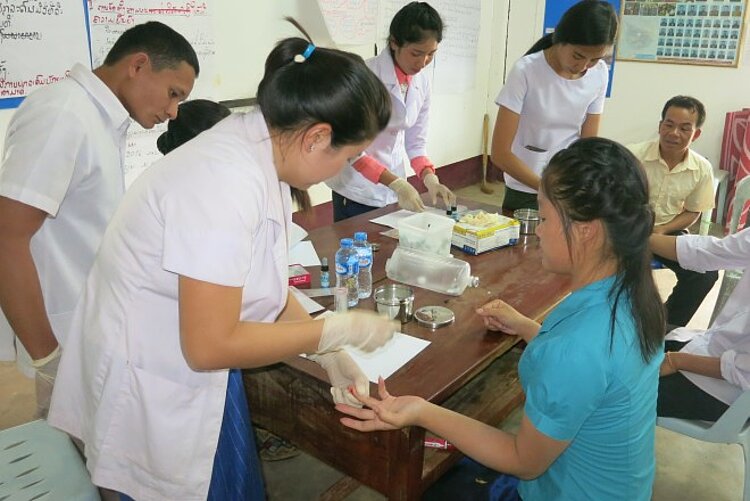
[670, 228, 750, 405]
[48, 110, 291, 500]
[325, 48, 431, 207]
[0, 64, 129, 368]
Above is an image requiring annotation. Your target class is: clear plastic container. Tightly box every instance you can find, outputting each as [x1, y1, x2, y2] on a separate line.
[398, 212, 456, 257]
[335, 238, 359, 307]
[386, 247, 479, 296]
[353, 231, 372, 299]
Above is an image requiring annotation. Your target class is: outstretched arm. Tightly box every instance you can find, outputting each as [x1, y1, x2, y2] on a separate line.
[338, 378, 568, 479]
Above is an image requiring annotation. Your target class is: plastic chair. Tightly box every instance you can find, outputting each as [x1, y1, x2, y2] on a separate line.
[658, 390, 750, 501]
[699, 168, 729, 236]
[709, 175, 750, 325]
[0, 420, 99, 500]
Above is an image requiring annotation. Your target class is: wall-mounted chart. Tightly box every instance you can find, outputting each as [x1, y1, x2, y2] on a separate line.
[617, 0, 748, 67]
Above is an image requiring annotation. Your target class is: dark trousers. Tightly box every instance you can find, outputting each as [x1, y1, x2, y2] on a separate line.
[332, 191, 379, 222]
[502, 186, 538, 212]
[657, 340, 730, 421]
[654, 241, 719, 327]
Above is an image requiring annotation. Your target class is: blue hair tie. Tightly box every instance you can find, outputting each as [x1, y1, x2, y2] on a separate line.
[294, 43, 316, 63]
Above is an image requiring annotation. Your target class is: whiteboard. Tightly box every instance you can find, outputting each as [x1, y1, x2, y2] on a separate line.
[0, 0, 90, 109]
[87, 0, 221, 184]
[316, 0, 481, 94]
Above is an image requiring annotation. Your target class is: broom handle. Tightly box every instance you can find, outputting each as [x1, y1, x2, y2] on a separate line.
[482, 113, 489, 181]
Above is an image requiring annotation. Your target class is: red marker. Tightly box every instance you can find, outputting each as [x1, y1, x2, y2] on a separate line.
[424, 437, 455, 451]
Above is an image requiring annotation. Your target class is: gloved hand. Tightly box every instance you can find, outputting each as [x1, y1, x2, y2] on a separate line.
[309, 351, 370, 407]
[32, 345, 61, 419]
[319, 311, 398, 354]
[422, 172, 456, 209]
[388, 178, 425, 213]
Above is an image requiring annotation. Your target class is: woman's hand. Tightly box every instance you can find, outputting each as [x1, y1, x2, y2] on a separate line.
[659, 352, 678, 377]
[475, 299, 540, 341]
[336, 377, 426, 432]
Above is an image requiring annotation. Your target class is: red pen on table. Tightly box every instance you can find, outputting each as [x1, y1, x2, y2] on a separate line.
[424, 437, 455, 451]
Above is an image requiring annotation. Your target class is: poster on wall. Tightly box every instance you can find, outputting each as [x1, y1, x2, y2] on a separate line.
[88, 0, 219, 186]
[544, 0, 621, 97]
[0, 0, 91, 109]
[315, 0, 481, 94]
[617, 0, 748, 67]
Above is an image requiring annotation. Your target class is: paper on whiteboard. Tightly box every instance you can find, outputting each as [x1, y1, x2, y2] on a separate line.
[378, 0, 481, 94]
[88, 1, 219, 184]
[317, 0, 378, 45]
[0, 1, 90, 106]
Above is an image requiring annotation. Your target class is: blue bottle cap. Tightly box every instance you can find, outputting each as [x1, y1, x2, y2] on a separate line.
[354, 231, 367, 241]
[340, 238, 353, 248]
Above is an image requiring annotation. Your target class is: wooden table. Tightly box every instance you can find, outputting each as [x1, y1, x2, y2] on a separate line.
[244, 200, 570, 500]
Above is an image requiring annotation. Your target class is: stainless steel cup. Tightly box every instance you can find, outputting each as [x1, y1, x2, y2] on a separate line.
[373, 284, 415, 323]
[513, 208, 540, 235]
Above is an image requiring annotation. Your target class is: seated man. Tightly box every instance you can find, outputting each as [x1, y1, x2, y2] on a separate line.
[629, 95, 718, 326]
[651, 229, 749, 421]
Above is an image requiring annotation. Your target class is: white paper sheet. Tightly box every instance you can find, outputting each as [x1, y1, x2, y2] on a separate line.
[305, 310, 430, 382]
[289, 241, 321, 267]
[346, 333, 430, 383]
[369, 206, 468, 229]
[369, 209, 416, 228]
[289, 222, 308, 249]
[289, 286, 326, 314]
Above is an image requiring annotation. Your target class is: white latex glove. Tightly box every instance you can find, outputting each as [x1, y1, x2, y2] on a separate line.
[388, 178, 425, 213]
[319, 311, 398, 354]
[32, 345, 61, 419]
[309, 351, 370, 407]
[422, 172, 457, 209]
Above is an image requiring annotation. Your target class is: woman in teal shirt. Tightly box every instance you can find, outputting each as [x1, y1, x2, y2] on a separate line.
[336, 138, 665, 500]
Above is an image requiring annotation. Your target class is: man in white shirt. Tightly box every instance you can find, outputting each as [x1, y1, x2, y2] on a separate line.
[0, 21, 198, 417]
[629, 96, 717, 327]
[652, 228, 750, 421]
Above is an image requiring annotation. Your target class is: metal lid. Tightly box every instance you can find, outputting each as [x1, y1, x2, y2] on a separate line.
[414, 306, 455, 330]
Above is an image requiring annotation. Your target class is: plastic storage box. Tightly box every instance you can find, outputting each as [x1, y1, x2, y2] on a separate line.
[452, 211, 520, 255]
[398, 212, 456, 257]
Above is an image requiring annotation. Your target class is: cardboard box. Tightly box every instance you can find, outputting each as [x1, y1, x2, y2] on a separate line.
[451, 212, 520, 255]
[288, 263, 311, 288]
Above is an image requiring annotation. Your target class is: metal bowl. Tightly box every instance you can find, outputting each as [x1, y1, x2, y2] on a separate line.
[373, 284, 415, 323]
[513, 208, 540, 235]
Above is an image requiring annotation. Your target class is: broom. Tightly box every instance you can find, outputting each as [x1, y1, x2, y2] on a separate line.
[480, 113, 494, 194]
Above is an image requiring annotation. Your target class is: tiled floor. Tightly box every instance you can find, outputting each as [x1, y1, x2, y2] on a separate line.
[0, 181, 743, 500]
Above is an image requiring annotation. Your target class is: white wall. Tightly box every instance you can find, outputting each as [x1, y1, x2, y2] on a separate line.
[495, 0, 750, 170]
[2, 0, 747, 202]
[602, 60, 750, 167]
[0, 0, 503, 207]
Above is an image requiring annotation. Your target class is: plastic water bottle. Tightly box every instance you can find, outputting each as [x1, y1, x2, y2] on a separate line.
[353, 231, 373, 299]
[335, 238, 359, 307]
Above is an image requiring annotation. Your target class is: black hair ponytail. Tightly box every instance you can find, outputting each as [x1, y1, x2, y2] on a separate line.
[541, 138, 664, 362]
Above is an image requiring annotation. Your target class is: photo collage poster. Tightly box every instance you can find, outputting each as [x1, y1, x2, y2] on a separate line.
[618, 0, 747, 67]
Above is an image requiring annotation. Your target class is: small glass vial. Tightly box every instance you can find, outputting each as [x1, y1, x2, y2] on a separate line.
[320, 257, 330, 288]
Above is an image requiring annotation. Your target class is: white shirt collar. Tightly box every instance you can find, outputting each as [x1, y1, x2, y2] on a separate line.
[69, 63, 130, 132]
